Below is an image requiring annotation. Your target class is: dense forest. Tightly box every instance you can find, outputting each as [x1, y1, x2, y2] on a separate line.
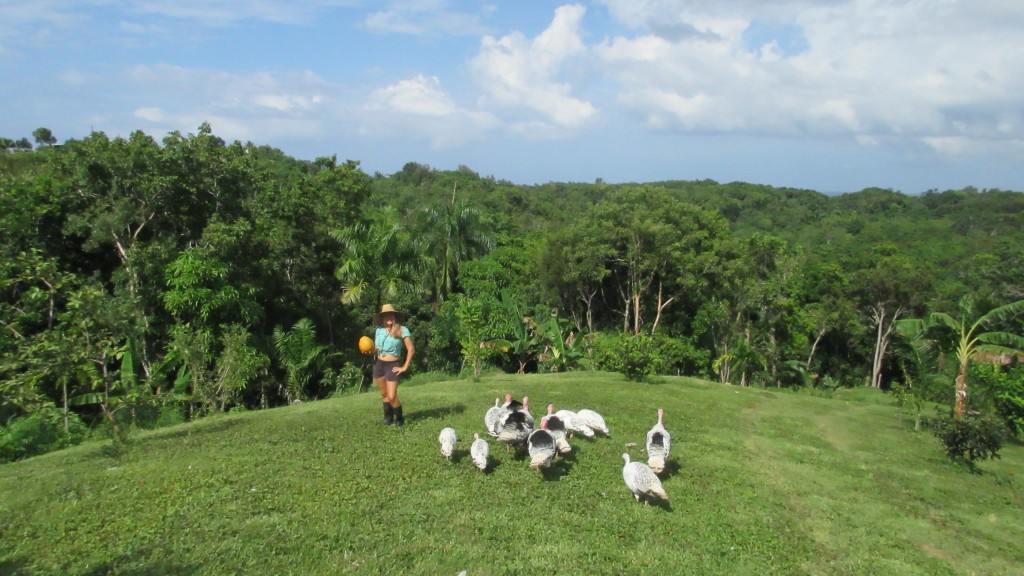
[2, 124, 1023, 461]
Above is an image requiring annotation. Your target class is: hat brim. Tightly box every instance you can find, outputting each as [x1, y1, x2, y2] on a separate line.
[374, 311, 406, 325]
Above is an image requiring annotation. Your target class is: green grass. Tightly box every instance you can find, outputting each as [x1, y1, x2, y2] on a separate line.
[2, 373, 1022, 575]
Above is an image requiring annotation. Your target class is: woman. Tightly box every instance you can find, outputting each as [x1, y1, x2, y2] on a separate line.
[369, 304, 415, 427]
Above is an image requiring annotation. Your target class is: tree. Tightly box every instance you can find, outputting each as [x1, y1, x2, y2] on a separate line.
[453, 295, 496, 380]
[897, 296, 1024, 419]
[332, 206, 423, 307]
[32, 128, 56, 148]
[250, 156, 366, 344]
[541, 223, 612, 335]
[162, 219, 264, 329]
[494, 290, 541, 374]
[273, 318, 326, 404]
[850, 247, 929, 388]
[414, 190, 493, 306]
[580, 186, 728, 335]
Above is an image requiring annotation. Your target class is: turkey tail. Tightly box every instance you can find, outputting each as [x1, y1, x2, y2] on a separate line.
[650, 431, 665, 448]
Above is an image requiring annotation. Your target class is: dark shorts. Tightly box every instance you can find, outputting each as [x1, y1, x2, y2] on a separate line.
[374, 359, 403, 382]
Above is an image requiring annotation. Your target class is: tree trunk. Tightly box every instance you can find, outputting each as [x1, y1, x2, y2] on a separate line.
[113, 237, 153, 379]
[769, 328, 779, 387]
[62, 379, 69, 434]
[577, 286, 598, 335]
[632, 291, 642, 336]
[954, 361, 969, 419]
[806, 326, 826, 370]
[870, 304, 904, 389]
[650, 281, 674, 335]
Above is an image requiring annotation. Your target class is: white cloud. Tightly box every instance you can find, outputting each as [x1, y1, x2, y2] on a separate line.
[91, 64, 346, 145]
[363, 1, 491, 36]
[133, 107, 164, 122]
[125, 65, 331, 115]
[593, 0, 1024, 158]
[0, 1, 85, 53]
[362, 74, 499, 148]
[127, 0, 362, 26]
[469, 4, 597, 133]
[368, 74, 456, 116]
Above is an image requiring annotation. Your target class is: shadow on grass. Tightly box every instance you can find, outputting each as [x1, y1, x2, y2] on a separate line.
[133, 417, 246, 444]
[641, 498, 673, 512]
[661, 458, 683, 479]
[484, 457, 503, 474]
[557, 447, 580, 463]
[0, 557, 30, 576]
[78, 553, 200, 576]
[539, 457, 574, 481]
[405, 404, 467, 422]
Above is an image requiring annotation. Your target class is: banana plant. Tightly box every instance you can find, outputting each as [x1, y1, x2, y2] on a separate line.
[897, 296, 1024, 419]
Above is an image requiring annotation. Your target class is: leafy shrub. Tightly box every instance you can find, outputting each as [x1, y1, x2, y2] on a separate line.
[0, 407, 88, 462]
[973, 364, 1024, 438]
[651, 333, 709, 376]
[591, 333, 659, 382]
[619, 335, 660, 382]
[926, 411, 1008, 472]
[322, 361, 366, 395]
[591, 332, 707, 381]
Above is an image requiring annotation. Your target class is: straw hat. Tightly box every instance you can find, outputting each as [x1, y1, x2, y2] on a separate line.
[373, 304, 406, 325]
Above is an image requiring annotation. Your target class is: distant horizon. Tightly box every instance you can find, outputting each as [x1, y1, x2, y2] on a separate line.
[3, 1, 1022, 196]
[15, 129, 1017, 198]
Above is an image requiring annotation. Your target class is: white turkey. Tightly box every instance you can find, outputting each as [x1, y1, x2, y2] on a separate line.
[484, 397, 503, 437]
[487, 393, 519, 436]
[622, 453, 668, 505]
[438, 427, 457, 460]
[646, 408, 671, 474]
[527, 419, 556, 469]
[555, 409, 594, 438]
[470, 433, 489, 471]
[576, 408, 610, 437]
[541, 404, 572, 454]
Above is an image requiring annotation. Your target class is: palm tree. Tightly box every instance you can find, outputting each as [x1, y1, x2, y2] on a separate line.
[897, 296, 1024, 419]
[331, 206, 422, 307]
[415, 188, 493, 306]
[272, 318, 325, 404]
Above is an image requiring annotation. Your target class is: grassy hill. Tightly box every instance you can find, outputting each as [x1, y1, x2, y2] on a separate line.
[1, 373, 1022, 575]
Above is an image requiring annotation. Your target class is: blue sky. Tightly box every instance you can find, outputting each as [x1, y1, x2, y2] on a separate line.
[2, 0, 1022, 194]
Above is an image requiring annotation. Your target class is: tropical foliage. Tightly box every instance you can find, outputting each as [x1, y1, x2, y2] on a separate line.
[2, 124, 1024, 463]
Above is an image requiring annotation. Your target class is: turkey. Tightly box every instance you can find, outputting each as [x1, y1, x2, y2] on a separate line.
[438, 427, 457, 460]
[555, 409, 594, 438]
[487, 393, 520, 436]
[622, 453, 668, 505]
[646, 408, 671, 474]
[541, 404, 572, 454]
[470, 433, 489, 471]
[484, 397, 503, 437]
[576, 408, 610, 437]
[527, 419, 556, 469]
[495, 405, 533, 450]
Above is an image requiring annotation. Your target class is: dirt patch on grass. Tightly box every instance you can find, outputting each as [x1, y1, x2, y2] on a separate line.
[918, 542, 952, 562]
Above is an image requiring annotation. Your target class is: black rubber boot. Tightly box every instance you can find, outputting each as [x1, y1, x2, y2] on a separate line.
[394, 406, 405, 428]
[382, 403, 394, 425]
